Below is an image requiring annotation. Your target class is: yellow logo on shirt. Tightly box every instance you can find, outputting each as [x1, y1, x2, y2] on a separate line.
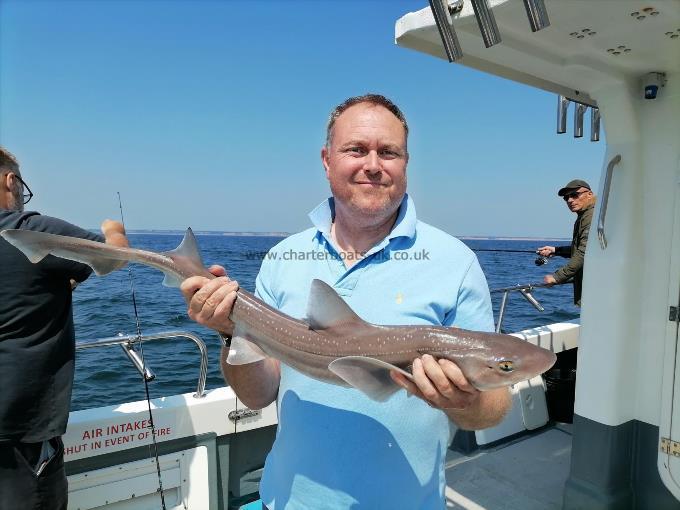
[396, 292, 404, 304]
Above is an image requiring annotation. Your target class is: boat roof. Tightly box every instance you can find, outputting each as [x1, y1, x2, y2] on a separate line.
[396, 0, 680, 103]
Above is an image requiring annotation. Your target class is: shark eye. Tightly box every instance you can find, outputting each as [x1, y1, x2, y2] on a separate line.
[498, 360, 514, 373]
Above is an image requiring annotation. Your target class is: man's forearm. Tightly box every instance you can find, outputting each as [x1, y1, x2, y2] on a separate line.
[554, 251, 584, 282]
[221, 347, 280, 410]
[444, 387, 511, 430]
[554, 245, 571, 258]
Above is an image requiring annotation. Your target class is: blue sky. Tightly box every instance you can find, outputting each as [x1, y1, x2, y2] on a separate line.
[0, 0, 604, 237]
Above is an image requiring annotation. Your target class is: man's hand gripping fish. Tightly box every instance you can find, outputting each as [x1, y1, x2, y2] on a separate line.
[0, 228, 556, 401]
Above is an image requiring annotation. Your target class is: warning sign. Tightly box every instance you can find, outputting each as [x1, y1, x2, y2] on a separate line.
[65, 418, 173, 457]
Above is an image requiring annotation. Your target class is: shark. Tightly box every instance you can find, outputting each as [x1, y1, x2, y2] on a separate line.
[0, 228, 557, 401]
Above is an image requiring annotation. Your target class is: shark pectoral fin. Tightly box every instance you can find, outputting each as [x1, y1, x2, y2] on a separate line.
[226, 325, 266, 365]
[328, 356, 414, 402]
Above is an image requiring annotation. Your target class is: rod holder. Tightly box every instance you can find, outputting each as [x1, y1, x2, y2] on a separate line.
[496, 291, 510, 333]
[471, 0, 501, 48]
[522, 0, 550, 32]
[574, 103, 587, 138]
[520, 289, 545, 312]
[429, 0, 464, 62]
[121, 342, 155, 382]
[557, 95, 570, 134]
[590, 107, 601, 142]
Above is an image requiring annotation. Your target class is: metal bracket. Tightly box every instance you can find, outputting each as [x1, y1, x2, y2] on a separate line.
[228, 408, 261, 423]
[448, 0, 464, 14]
[670, 306, 679, 322]
[661, 437, 680, 457]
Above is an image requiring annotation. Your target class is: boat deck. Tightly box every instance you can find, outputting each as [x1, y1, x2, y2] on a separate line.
[444, 424, 573, 509]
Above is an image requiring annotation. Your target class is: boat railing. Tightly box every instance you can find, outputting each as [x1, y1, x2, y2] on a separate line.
[75, 330, 209, 398]
[491, 281, 569, 333]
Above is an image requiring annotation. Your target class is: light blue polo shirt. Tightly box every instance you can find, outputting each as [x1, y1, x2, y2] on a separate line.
[256, 194, 494, 510]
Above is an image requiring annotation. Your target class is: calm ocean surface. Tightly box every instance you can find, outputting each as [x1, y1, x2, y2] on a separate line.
[71, 234, 579, 412]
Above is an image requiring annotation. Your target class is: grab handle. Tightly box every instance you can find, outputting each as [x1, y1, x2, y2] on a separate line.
[598, 154, 621, 249]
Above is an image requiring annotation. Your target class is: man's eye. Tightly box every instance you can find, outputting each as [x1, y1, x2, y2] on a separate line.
[380, 149, 400, 158]
[345, 147, 364, 154]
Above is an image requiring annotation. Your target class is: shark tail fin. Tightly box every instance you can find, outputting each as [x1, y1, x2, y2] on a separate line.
[0, 229, 52, 263]
[2, 229, 128, 275]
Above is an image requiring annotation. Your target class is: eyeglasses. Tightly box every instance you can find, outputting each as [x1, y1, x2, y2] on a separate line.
[562, 190, 589, 202]
[15, 174, 33, 205]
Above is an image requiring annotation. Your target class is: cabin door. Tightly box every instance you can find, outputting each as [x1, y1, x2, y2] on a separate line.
[659, 174, 680, 500]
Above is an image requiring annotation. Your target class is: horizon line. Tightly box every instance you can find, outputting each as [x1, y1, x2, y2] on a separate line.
[88, 228, 570, 242]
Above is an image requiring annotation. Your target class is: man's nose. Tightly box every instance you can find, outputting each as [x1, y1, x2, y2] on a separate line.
[363, 151, 381, 173]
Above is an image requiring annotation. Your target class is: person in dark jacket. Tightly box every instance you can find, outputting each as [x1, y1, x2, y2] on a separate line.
[537, 179, 596, 306]
[0, 147, 128, 510]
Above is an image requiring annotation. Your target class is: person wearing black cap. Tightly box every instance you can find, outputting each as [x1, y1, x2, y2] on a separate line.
[536, 179, 596, 306]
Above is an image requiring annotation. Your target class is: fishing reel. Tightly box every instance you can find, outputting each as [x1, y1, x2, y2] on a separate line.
[534, 256, 548, 266]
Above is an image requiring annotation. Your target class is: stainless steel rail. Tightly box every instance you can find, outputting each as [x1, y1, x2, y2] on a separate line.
[76, 330, 209, 398]
[598, 154, 622, 249]
[491, 281, 569, 333]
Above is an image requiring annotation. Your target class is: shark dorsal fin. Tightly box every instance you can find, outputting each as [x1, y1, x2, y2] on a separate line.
[306, 279, 373, 331]
[164, 228, 205, 267]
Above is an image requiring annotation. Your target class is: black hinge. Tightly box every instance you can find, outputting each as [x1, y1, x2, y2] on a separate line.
[671, 306, 679, 322]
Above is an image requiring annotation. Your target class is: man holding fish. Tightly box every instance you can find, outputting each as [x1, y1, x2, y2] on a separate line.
[181, 95, 515, 509]
[0, 147, 128, 510]
[1, 97, 555, 509]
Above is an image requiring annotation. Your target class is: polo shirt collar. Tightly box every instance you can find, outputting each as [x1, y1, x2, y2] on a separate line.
[308, 194, 417, 243]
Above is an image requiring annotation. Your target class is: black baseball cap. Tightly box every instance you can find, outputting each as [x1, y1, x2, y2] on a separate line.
[558, 179, 591, 197]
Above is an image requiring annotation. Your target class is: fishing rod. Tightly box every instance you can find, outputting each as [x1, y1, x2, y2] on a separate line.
[117, 193, 167, 510]
[471, 248, 549, 266]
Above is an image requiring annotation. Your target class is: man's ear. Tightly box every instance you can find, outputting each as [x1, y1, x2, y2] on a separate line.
[0, 172, 12, 192]
[321, 146, 331, 180]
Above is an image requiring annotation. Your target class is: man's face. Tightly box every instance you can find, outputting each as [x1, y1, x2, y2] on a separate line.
[563, 187, 593, 213]
[321, 102, 408, 224]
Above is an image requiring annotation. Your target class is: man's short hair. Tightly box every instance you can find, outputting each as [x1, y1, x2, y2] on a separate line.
[325, 94, 409, 148]
[0, 147, 20, 176]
